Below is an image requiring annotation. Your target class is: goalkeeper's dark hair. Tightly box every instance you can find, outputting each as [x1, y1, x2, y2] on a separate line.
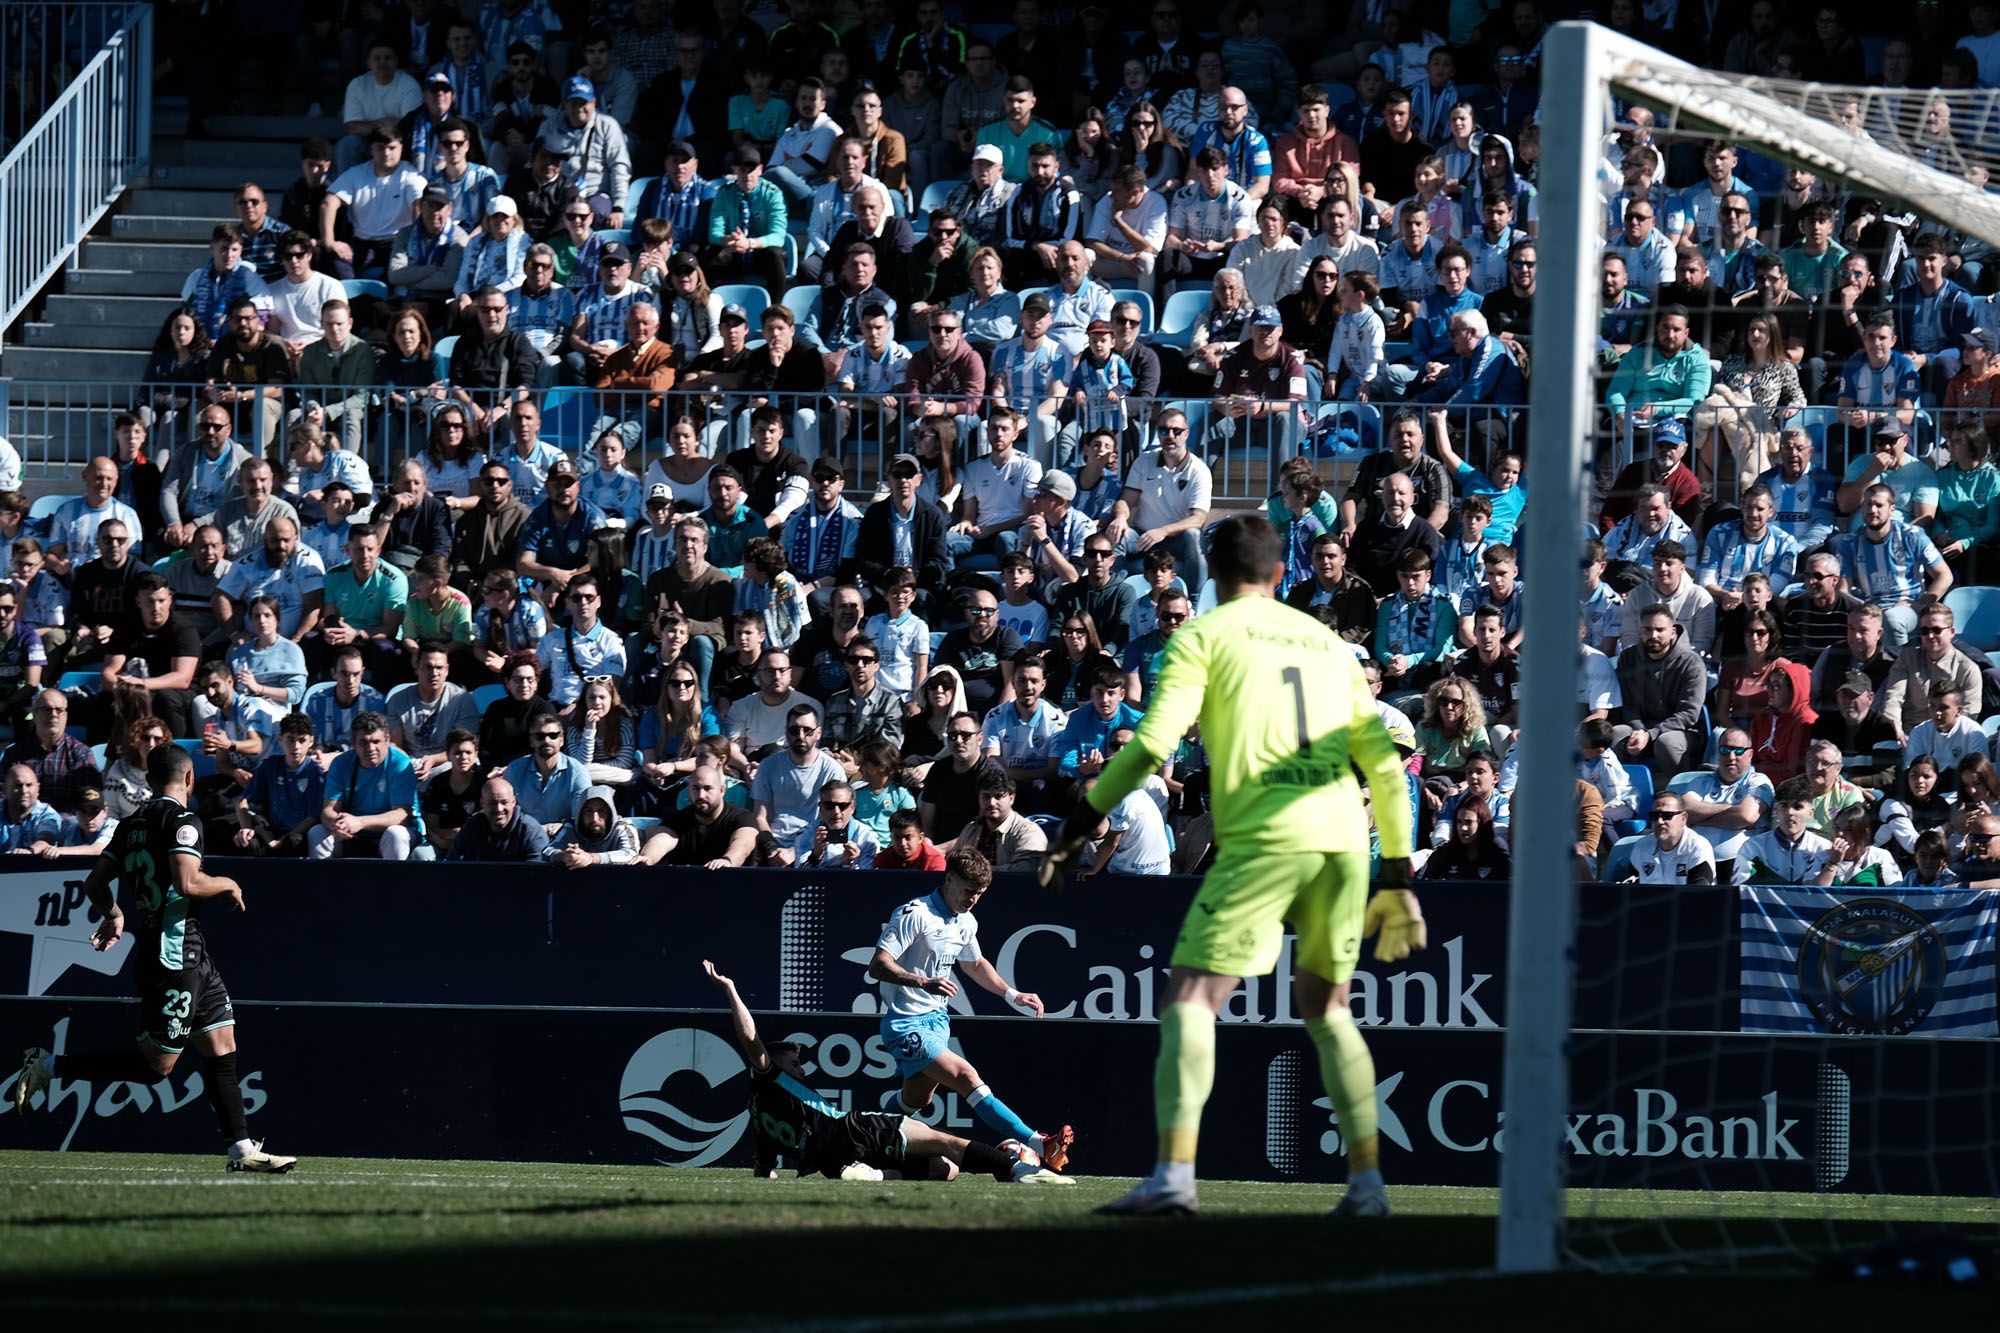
[1208, 513, 1283, 590]
[146, 738, 194, 789]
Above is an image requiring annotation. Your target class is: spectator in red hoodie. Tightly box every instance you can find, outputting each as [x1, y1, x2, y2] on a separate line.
[1751, 658, 1817, 785]
[875, 806, 947, 870]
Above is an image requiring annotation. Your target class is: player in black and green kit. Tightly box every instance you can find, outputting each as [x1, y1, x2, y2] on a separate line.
[703, 962, 1067, 1184]
[13, 743, 295, 1173]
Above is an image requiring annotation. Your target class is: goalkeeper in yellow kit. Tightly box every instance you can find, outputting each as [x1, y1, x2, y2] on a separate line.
[1041, 515, 1426, 1217]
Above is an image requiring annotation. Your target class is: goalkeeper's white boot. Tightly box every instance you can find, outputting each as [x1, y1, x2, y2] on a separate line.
[1329, 1184, 1391, 1219]
[12, 1047, 50, 1112]
[226, 1140, 297, 1174]
[1096, 1171, 1198, 1217]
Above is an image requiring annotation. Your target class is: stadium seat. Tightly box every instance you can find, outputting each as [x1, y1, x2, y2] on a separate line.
[1028, 813, 1064, 832]
[1665, 771, 1704, 796]
[432, 334, 458, 382]
[173, 738, 219, 780]
[89, 742, 107, 768]
[470, 683, 508, 710]
[1154, 288, 1211, 352]
[628, 815, 661, 835]
[1109, 287, 1155, 334]
[1945, 585, 2000, 652]
[782, 233, 799, 272]
[711, 283, 770, 327]
[55, 670, 97, 692]
[538, 385, 596, 447]
[916, 180, 955, 222]
[782, 284, 823, 329]
[341, 278, 389, 301]
[1605, 834, 1644, 881]
[623, 176, 655, 219]
[1983, 714, 2000, 744]
[596, 228, 633, 249]
[27, 494, 74, 526]
[1619, 763, 1654, 837]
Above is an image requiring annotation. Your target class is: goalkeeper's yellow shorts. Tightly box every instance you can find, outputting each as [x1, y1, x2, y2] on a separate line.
[1170, 847, 1370, 983]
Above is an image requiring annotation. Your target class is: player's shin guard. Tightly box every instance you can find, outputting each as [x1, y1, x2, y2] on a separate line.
[1154, 1001, 1216, 1165]
[201, 1052, 250, 1143]
[1306, 1010, 1379, 1174]
[965, 1084, 1037, 1143]
[959, 1138, 1016, 1183]
[54, 1051, 159, 1083]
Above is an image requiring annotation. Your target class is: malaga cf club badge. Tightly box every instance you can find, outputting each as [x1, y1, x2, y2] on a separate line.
[1796, 898, 1946, 1036]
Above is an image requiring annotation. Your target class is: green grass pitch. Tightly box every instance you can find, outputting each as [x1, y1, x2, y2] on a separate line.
[0, 1151, 1993, 1328]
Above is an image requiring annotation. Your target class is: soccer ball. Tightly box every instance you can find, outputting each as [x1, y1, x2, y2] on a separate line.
[999, 1138, 1039, 1168]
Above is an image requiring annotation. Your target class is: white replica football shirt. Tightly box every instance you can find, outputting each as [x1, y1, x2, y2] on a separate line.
[875, 891, 984, 1016]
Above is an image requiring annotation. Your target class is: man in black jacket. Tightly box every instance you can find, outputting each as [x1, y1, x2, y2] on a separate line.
[846, 453, 952, 606]
[1284, 531, 1379, 648]
[450, 286, 545, 424]
[634, 33, 732, 165]
[376, 461, 455, 569]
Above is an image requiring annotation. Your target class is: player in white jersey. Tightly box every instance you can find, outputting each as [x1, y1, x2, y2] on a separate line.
[867, 848, 1076, 1170]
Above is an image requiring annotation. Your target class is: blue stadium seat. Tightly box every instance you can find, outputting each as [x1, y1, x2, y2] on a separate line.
[89, 742, 107, 768]
[27, 494, 74, 525]
[1154, 288, 1211, 351]
[471, 683, 508, 710]
[782, 284, 823, 329]
[916, 179, 955, 222]
[1605, 834, 1644, 880]
[1983, 714, 2000, 744]
[596, 228, 633, 249]
[712, 283, 770, 328]
[1946, 585, 2000, 652]
[173, 738, 219, 780]
[538, 385, 596, 447]
[1619, 763, 1654, 837]
[628, 815, 661, 835]
[432, 335, 458, 382]
[1109, 287, 1155, 334]
[623, 176, 656, 219]
[341, 279, 389, 301]
[783, 233, 799, 272]
[56, 670, 97, 692]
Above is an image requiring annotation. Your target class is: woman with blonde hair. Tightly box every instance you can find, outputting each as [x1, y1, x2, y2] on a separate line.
[1414, 676, 1490, 796]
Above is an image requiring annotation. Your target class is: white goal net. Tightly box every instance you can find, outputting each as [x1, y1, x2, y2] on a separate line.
[1502, 22, 2000, 1276]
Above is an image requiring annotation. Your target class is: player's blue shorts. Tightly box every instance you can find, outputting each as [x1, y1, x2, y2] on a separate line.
[880, 1008, 951, 1078]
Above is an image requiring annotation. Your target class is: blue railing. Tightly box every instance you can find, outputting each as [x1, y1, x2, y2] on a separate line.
[0, 1, 151, 337]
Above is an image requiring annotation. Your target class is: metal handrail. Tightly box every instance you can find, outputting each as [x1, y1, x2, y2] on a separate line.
[0, 2, 151, 338]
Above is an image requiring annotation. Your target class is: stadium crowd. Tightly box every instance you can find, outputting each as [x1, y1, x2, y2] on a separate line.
[5, 0, 2000, 884]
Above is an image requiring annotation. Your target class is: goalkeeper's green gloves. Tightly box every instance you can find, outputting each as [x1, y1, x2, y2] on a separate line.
[1363, 858, 1427, 962]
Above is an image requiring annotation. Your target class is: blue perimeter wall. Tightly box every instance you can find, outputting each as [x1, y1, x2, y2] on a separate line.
[1, 864, 1992, 1193]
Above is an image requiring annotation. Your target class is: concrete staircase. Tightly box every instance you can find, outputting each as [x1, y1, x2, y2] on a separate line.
[2, 112, 333, 483]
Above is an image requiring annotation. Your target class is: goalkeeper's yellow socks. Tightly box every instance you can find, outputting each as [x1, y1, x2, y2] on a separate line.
[1307, 1009, 1381, 1176]
[1153, 1001, 1216, 1167]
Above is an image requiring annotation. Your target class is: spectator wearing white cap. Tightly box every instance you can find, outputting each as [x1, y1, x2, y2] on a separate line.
[630, 484, 679, 586]
[945, 145, 1018, 249]
[537, 76, 633, 227]
[453, 194, 530, 314]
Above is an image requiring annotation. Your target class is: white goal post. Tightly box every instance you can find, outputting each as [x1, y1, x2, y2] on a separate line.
[1500, 20, 2000, 1274]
